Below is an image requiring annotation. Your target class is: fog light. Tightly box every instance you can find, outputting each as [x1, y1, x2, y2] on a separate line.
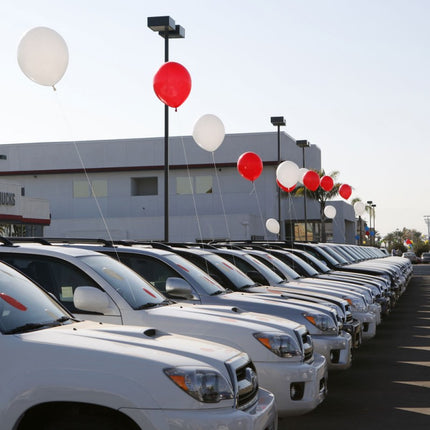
[330, 349, 340, 364]
[319, 377, 327, 394]
[290, 382, 305, 401]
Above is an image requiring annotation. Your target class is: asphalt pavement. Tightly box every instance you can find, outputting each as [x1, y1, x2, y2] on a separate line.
[279, 264, 430, 429]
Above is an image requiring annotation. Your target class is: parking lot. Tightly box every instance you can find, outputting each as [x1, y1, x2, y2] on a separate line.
[280, 264, 430, 429]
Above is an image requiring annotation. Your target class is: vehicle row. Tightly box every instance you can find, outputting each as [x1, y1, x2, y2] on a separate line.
[0, 237, 412, 429]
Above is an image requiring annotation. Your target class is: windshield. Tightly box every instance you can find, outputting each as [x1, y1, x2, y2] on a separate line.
[292, 250, 331, 273]
[219, 251, 286, 286]
[166, 254, 225, 295]
[319, 246, 349, 265]
[201, 253, 256, 289]
[304, 245, 340, 267]
[0, 263, 72, 334]
[271, 251, 320, 277]
[251, 252, 300, 281]
[79, 254, 166, 309]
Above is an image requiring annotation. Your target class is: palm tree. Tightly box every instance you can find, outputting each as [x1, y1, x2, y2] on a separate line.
[292, 170, 341, 242]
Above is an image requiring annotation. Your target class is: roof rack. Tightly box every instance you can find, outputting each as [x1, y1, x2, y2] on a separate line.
[16, 237, 126, 247]
[2, 237, 51, 246]
[0, 237, 16, 246]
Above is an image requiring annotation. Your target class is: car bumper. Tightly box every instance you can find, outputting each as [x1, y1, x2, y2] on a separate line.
[343, 319, 362, 349]
[255, 353, 328, 417]
[121, 387, 278, 430]
[353, 311, 377, 340]
[376, 296, 391, 317]
[369, 303, 382, 325]
[312, 332, 352, 370]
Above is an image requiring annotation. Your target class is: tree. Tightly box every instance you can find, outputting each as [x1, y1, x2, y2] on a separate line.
[292, 170, 341, 242]
[382, 227, 427, 254]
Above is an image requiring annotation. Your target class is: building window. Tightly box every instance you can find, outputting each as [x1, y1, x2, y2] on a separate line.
[176, 176, 212, 195]
[73, 180, 108, 198]
[176, 177, 193, 195]
[131, 177, 158, 196]
[92, 180, 107, 197]
[73, 180, 90, 198]
[195, 176, 213, 194]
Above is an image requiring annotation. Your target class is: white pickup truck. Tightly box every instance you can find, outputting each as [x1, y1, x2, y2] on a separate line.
[0, 242, 328, 417]
[0, 259, 277, 430]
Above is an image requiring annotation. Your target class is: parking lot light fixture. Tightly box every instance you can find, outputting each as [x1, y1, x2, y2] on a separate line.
[296, 140, 310, 241]
[271, 116, 286, 238]
[148, 16, 185, 242]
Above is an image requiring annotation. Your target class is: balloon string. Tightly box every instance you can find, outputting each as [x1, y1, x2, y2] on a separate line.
[211, 152, 231, 239]
[53, 93, 116, 246]
[180, 136, 204, 243]
[52, 91, 140, 304]
[252, 182, 267, 240]
[286, 193, 299, 245]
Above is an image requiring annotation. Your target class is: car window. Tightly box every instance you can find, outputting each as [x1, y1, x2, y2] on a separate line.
[0, 262, 70, 334]
[79, 254, 166, 309]
[112, 252, 180, 294]
[0, 254, 100, 314]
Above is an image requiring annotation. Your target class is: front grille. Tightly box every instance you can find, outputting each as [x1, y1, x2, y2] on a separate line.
[296, 326, 313, 363]
[226, 353, 259, 410]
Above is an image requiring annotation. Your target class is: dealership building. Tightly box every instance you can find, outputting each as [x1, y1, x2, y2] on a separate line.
[0, 131, 356, 242]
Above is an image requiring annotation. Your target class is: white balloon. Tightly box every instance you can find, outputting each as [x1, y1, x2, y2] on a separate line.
[193, 114, 225, 152]
[298, 168, 309, 184]
[266, 218, 280, 234]
[17, 26, 69, 87]
[276, 161, 299, 188]
[354, 201, 365, 216]
[324, 205, 337, 219]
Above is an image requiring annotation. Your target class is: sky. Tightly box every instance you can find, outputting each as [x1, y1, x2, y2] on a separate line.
[1, 0, 430, 239]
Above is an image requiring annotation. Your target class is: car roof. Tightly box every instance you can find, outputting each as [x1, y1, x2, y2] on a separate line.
[62, 243, 175, 257]
[0, 243, 102, 258]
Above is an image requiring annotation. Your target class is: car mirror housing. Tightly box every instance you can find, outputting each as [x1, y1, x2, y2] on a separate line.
[74, 286, 119, 315]
[165, 277, 196, 300]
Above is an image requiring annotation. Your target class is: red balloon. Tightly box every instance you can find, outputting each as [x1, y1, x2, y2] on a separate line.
[303, 170, 320, 191]
[153, 62, 192, 109]
[276, 179, 296, 193]
[237, 152, 263, 182]
[320, 175, 334, 192]
[339, 184, 352, 200]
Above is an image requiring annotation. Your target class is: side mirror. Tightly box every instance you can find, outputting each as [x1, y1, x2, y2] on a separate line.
[74, 286, 119, 315]
[165, 277, 196, 300]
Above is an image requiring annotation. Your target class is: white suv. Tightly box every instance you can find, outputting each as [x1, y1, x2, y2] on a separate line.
[0, 259, 277, 430]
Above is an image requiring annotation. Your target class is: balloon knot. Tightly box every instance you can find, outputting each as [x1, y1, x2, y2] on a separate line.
[175, 107, 178, 112]
[52, 85, 57, 91]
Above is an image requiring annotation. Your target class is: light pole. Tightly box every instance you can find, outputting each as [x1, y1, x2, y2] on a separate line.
[270, 116, 286, 238]
[371, 204, 376, 245]
[148, 16, 185, 242]
[366, 200, 376, 245]
[296, 140, 310, 241]
[424, 215, 430, 242]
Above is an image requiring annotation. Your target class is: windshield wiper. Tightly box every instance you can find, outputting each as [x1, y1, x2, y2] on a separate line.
[210, 290, 225, 296]
[136, 301, 167, 310]
[240, 283, 261, 289]
[4, 321, 62, 334]
[56, 316, 79, 324]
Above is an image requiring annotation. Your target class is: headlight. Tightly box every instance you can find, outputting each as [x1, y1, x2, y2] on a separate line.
[164, 367, 234, 403]
[253, 332, 302, 358]
[303, 312, 338, 334]
[345, 296, 368, 312]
